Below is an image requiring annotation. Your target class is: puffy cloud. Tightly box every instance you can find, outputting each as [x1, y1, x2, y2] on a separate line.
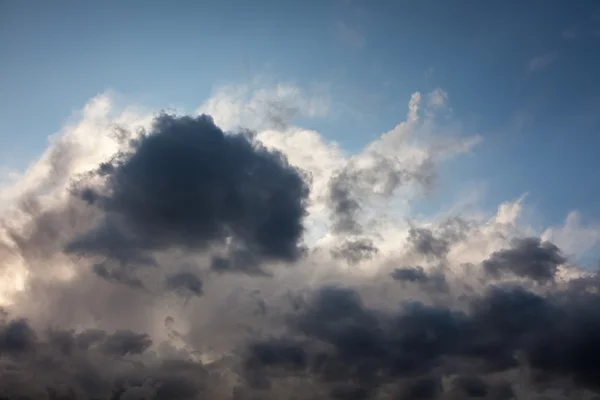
[483, 237, 566, 284]
[66, 113, 309, 281]
[0, 83, 599, 399]
[245, 279, 600, 399]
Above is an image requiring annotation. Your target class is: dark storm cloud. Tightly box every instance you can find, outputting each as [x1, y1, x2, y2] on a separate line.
[245, 286, 470, 397]
[0, 318, 37, 356]
[244, 339, 308, 389]
[483, 237, 566, 283]
[449, 376, 488, 397]
[0, 315, 218, 400]
[243, 274, 600, 398]
[330, 238, 379, 265]
[396, 376, 441, 400]
[67, 113, 310, 278]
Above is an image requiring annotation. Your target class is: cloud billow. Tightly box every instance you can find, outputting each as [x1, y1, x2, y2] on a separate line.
[67, 113, 310, 279]
[244, 279, 600, 398]
[483, 237, 566, 283]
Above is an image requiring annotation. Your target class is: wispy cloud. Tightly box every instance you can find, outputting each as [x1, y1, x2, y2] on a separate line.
[527, 51, 559, 73]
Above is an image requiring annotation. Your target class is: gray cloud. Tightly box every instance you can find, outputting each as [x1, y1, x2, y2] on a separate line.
[0, 315, 216, 400]
[3, 224, 600, 399]
[483, 237, 566, 283]
[98, 330, 152, 357]
[391, 266, 449, 292]
[67, 113, 310, 280]
[330, 238, 379, 265]
[407, 227, 450, 260]
[327, 157, 436, 235]
[242, 271, 600, 398]
[0, 318, 37, 357]
[328, 170, 363, 234]
[164, 272, 204, 298]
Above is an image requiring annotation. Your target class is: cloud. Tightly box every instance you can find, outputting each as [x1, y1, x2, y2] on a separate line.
[323, 90, 480, 237]
[541, 211, 600, 258]
[407, 227, 451, 260]
[245, 278, 600, 398]
[197, 81, 330, 132]
[0, 315, 218, 400]
[164, 272, 204, 298]
[330, 238, 379, 265]
[528, 52, 559, 72]
[483, 237, 566, 284]
[0, 83, 599, 399]
[66, 113, 309, 280]
[391, 266, 449, 293]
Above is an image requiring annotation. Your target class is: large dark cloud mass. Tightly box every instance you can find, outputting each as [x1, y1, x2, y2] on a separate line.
[244, 279, 600, 399]
[0, 316, 217, 400]
[67, 113, 309, 279]
[3, 110, 600, 400]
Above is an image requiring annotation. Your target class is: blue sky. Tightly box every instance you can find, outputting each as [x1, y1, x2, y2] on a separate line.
[2, 0, 600, 231]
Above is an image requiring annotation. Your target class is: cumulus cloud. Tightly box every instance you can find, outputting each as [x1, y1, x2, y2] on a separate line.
[0, 83, 599, 399]
[66, 113, 309, 281]
[483, 237, 566, 284]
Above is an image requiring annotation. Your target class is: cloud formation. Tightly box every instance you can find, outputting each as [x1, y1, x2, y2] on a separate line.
[67, 113, 309, 280]
[0, 83, 599, 399]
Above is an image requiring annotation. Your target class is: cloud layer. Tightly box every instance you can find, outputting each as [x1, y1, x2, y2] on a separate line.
[0, 84, 599, 399]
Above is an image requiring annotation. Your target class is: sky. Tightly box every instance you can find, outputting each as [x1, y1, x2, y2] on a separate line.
[2, 0, 600, 226]
[2, 1, 600, 399]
